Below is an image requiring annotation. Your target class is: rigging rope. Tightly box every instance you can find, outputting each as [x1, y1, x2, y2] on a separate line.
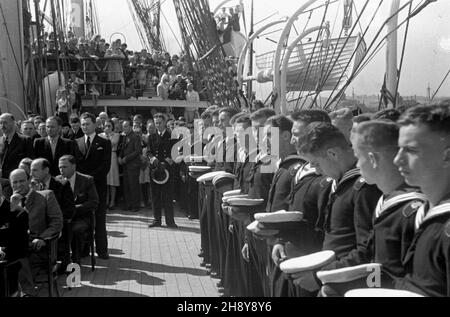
[0, 2, 27, 98]
[296, 1, 331, 110]
[431, 68, 450, 102]
[324, 0, 425, 110]
[393, 1, 413, 107]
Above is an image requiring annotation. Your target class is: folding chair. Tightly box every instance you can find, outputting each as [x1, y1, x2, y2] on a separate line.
[32, 233, 61, 297]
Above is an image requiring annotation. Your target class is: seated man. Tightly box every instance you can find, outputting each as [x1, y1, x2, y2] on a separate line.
[10, 169, 62, 293]
[31, 158, 75, 271]
[57, 155, 98, 265]
[0, 183, 29, 297]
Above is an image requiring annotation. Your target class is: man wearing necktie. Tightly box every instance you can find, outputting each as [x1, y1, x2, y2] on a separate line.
[75, 113, 111, 260]
[31, 158, 75, 272]
[0, 114, 34, 179]
[10, 169, 63, 294]
[33, 116, 77, 177]
[118, 120, 142, 212]
[57, 155, 99, 265]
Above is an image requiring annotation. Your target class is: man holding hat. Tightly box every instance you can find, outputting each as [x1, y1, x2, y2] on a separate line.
[290, 122, 381, 293]
[317, 120, 427, 297]
[271, 110, 333, 297]
[148, 113, 177, 228]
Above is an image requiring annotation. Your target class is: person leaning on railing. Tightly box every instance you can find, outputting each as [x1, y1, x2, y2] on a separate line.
[103, 41, 125, 96]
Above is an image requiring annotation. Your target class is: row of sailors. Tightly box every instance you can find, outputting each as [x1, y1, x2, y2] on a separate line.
[187, 102, 450, 297]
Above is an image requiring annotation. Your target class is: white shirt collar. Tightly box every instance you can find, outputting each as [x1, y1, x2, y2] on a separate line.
[48, 136, 59, 143]
[85, 133, 96, 142]
[25, 189, 33, 200]
[67, 173, 77, 191]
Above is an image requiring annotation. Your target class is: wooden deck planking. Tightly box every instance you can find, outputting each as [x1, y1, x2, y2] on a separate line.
[35, 207, 219, 297]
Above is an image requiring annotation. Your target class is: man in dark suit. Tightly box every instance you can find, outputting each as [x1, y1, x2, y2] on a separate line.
[75, 113, 111, 260]
[58, 155, 99, 265]
[10, 169, 63, 294]
[67, 117, 84, 141]
[30, 158, 75, 271]
[20, 120, 40, 143]
[148, 113, 177, 228]
[0, 182, 29, 296]
[0, 114, 34, 179]
[119, 120, 142, 212]
[33, 116, 77, 176]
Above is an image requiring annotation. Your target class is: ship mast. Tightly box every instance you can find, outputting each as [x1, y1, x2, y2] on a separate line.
[247, 0, 254, 102]
[385, 0, 400, 108]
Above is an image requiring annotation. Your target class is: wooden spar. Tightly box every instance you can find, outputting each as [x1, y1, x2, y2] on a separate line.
[280, 25, 324, 110]
[34, 0, 47, 117]
[237, 18, 288, 90]
[273, 0, 319, 114]
[247, 0, 254, 101]
[385, 0, 400, 108]
[50, 0, 62, 86]
[0, 0, 26, 119]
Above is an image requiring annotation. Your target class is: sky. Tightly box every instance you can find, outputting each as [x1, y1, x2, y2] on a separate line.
[95, 0, 450, 98]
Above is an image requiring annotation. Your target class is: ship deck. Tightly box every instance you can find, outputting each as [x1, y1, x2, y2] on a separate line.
[36, 208, 219, 298]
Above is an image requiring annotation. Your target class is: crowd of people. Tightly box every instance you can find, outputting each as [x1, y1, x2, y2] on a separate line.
[41, 32, 208, 120]
[0, 109, 199, 297]
[1, 98, 449, 298]
[187, 101, 450, 298]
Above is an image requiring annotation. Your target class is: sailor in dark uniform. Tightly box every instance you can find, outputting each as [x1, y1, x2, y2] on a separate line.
[253, 115, 304, 297]
[271, 110, 333, 297]
[291, 122, 382, 293]
[232, 108, 276, 297]
[210, 107, 240, 293]
[319, 120, 427, 297]
[393, 104, 450, 297]
[221, 113, 252, 297]
[196, 110, 216, 268]
[148, 113, 178, 228]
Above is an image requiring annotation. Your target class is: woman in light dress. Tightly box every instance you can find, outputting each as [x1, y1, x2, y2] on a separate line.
[100, 120, 121, 210]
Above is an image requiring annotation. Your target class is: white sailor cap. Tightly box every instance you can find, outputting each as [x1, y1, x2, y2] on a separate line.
[223, 190, 242, 198]
[197, 171, 228, 183]
[280, 251, 336, 274]
[212, 173, 236, 194]
[317, 263, 382, 285]
[345, 288, 424, 297]
[227, 198, 265, 207]
[254, 210, 303, 223]
[189, 166, 212, 173]
[246, 220, 279, 237]
[222, 194, 249, 204]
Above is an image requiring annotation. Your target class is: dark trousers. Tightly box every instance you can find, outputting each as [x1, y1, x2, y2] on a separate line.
[94, 179, 108, 255]
[71, 217, 91, 264]
[151, 178, 175, 225]
[187, 178, 199, 218]
[57, 222, 72, 271]
[224, 221, 247, 297]
[205, 186, 219, 272]
[214, 191, 228, 280]
[0, 261, 21, 297]
[248, 234, 270, 297]
[123, 167, 141, 209]
[199, 183, 210, 263]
